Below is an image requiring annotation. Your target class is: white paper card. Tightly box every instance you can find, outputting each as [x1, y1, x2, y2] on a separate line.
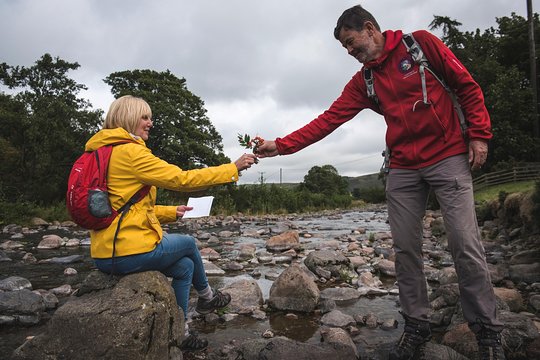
[182, 196, 214, 218]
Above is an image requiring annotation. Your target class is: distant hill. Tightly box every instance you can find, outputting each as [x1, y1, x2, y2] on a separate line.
[263, 173, 384, 192]
[343, 173, 384, 192]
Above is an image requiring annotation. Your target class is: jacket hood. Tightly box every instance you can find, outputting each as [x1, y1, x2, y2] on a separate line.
[85, 128, 145, 151]
[365, 29, 403, 68]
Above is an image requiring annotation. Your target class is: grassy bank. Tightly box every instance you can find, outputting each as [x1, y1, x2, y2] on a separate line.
[474, 180, 536, 203]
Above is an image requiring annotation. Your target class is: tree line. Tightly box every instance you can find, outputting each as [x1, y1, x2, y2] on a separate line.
[0, 12, 539, 222]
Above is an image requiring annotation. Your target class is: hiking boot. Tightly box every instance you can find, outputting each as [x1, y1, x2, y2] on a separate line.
[195, 288, 231, 314]
[389, 315, 432, 360]
[180, 331, 208, 352]
[476, 328, 506, 360]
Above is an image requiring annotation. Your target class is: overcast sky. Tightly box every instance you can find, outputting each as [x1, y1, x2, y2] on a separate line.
[0, 0, 528, 183]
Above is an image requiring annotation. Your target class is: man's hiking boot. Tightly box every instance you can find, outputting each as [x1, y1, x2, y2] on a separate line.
[195, 288, 231, 315]
[389, 314, 432, 360]
[180, 331, 208, 352]
[476, 327, 506, 360]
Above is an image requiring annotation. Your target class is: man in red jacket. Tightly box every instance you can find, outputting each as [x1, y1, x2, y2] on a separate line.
[256, 5, 505, 360]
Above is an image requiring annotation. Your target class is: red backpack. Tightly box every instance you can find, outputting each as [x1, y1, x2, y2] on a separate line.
[66, 142, 151, 230]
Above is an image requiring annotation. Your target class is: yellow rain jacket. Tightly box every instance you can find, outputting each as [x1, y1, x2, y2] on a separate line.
[85, 128, 239, 258]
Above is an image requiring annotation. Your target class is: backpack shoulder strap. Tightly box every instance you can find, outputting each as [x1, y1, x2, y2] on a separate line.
[402, 33, 469, 137]
[363, 67, 379, 106]
[100, 140, 151, 212]
[93, 145, 114, 187]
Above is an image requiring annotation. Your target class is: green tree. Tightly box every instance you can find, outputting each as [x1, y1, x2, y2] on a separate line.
[0, 54, 102, 204]
[429, 13, 540, 169]
[299, 165, 349, 195]
[104, 70, 229, 170]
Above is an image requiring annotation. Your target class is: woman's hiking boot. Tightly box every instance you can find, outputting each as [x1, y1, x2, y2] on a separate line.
[389, 314, 431, 360]
[195, 288, 231, 314]
[180, 331, 208, 352]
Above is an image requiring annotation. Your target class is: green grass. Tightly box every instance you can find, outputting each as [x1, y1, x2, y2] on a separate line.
[474, 180, 536, 203]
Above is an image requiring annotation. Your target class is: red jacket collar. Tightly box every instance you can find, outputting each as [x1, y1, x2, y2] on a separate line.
[364, 30, 403, 68]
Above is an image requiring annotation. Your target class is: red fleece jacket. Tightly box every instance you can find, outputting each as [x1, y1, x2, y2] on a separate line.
[275, 30, 492, 169]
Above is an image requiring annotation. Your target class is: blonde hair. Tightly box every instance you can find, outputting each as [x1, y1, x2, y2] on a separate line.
[103, 95, 152, 133]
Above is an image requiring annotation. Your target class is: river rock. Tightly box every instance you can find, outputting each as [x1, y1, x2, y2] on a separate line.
[320, 309, 356, 328]
[238, 243, 257, 259]
[0, 276, 32, 291]
[12, 271, 184, 360]
[266, 230, 300, 252]
[357, 271, 382, 288]
[529, 294, 540, 312]
[509, 263, 540, 284]
[303, 250, 351, 278]
[319, 327, 358, 359]
[0, 250, 12, 262]
[0, 289, 45, 326]
[222, 278, 263, 313]
[374, 258, 396, 277]
[229, 336, 358, 360]
[420, 342, 470, 360]
[31, 217, 49, 226]
[494, 287, 523, 312]
[39, 254, 84, 264]
[200, 247, 220, 261]
[498, 310, 539, 358]
[223, 261, 244, 271]
[242, 229, 261, 238]
[65, 238, 80, 247]
[3, 224, 22, 234]
[32, 289, 59, 310]
[37, 234, 63, 249]
[509, 248, 540, 265]
[348, 255, 367, 268]
[203, 260, 225, 275]
[49, 284, 72, 296]
[268, 264, 320, 312]
[438, 266, 458, 285]
[60, 220, 77, 227]
[429, 283, 460, 307]
[0, 240, 24, 250]
[320, 287, 360, 302]
[218, 230, 235, 238]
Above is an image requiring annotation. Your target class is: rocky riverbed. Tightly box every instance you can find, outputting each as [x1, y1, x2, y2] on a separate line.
[1, 204, 539, 359]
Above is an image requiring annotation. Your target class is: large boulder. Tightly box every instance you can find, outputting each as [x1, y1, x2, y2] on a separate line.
[13, 271, 184, 360]
[268, 264, 320, 312]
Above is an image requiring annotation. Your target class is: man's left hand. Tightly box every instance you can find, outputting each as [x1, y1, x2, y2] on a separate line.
[469, 140, 488, 170]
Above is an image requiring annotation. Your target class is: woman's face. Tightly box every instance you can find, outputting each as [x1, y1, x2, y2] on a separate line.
[134, 115, 153, 141]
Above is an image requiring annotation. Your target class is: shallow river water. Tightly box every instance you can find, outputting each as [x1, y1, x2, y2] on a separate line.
[1, 208, 405, 358]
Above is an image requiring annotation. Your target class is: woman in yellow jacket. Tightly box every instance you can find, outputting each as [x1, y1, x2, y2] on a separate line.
[89, 95, 257, 351]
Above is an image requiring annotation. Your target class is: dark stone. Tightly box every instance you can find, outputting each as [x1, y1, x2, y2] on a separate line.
[12, 271, 184, 360]
[230, 336, 358, 360]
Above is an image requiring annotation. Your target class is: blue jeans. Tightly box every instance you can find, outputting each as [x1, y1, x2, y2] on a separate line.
[94, 233, 208, 319]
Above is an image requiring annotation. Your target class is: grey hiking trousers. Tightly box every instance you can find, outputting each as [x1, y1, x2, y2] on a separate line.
[386, 154, 503, 331]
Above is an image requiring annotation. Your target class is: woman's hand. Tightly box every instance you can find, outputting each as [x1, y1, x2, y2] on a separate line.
[176, 205, 193, 218]
[234, 153, 258, 171]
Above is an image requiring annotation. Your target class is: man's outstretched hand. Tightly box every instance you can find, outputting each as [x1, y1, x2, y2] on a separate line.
[255, 140, 279, 158]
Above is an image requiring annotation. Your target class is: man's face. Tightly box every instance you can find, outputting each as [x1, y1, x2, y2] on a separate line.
[338, 27, 376, 64]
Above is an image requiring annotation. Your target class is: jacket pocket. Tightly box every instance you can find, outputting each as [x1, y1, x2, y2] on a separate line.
[428, 100, 449, 142]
